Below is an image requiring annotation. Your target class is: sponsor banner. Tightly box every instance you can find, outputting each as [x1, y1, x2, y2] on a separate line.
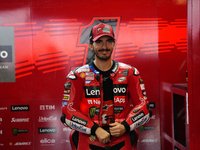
[141, 139, 158, 142]
[14, 142, 31, 146]
[0, 27, 15, 82]
[11, 105, 29, 111]
[40, 105, 55, 110]
[151, 115, 156, 120]
[0, 107, 7, 111]
[12, 128, 29, 136]
[60, 139, 70, 144]
[63, 127, 72, 132]
[38, 116, 57, 122]
[139, 126, 155, 132]
[40, 138, 55, 146]
[11, 118, 29, 123]
[38, 127, 57, 134]
[149, 102, 155, 108]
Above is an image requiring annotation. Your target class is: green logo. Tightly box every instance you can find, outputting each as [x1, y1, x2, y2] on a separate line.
[12, 128, 28, 136]
[89, 107, 96, 118]
[139, 126, 144, 133]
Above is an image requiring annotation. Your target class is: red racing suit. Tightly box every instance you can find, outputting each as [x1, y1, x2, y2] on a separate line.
[61, 61, 152, 150]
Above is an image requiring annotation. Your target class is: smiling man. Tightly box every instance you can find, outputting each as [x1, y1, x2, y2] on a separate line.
[61, 23, 152, 150]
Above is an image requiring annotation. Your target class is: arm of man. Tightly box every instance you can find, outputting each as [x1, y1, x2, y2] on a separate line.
[117, 67, 152, 134]
[109, 122, 126, 137]
[61, 68, 100, 135]
[95, 127, 111, 144]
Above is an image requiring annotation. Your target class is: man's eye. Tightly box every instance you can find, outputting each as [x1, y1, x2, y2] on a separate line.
[107, 40, 113, 43]
[96, 40, 102, 44]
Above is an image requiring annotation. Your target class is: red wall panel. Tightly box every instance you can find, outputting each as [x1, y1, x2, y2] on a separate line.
[0, 0, 187, 149]
[187, 0, 200, 149]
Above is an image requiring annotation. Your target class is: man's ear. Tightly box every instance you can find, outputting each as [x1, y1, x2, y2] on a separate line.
[89, 43, 93, 50]
[113, 41, 116, 48]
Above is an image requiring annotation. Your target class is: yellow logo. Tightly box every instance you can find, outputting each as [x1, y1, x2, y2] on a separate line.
[80, 73, 85, 78]
[89, 135, 96, 141]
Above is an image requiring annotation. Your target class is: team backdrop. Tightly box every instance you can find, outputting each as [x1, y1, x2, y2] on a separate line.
[0, 0, 187, 150]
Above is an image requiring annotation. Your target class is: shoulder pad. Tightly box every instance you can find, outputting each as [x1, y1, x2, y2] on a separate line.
[66, 68, 79, 80]
[76, 65, 90, 73]
[133, 67, 140, 76]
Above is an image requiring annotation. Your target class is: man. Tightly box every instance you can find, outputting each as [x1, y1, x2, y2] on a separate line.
[61, 23, 152, 150]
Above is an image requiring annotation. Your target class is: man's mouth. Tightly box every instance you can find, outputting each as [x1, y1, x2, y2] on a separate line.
[98, 49, 110, 52]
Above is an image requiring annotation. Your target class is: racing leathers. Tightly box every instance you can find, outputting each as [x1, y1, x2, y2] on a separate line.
[61, 61, 152, 150]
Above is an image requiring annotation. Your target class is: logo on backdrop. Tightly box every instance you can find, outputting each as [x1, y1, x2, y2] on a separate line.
[38, 127, 57, 134]
[0, 46, 12, 62]
[40, 105, 55, 110]
[38, 116, 57, 122]
[12, 128, 29, 136]
[11, 105, 29, 111]
[0, 27, 15, 82]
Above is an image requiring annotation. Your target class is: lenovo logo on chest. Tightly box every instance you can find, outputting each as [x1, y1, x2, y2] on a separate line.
[113, 84, 127, 96]
[85, 86, 100, 98]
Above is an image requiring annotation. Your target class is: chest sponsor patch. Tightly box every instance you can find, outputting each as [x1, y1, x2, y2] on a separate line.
[113, 84, 127, 96]
[86, 72, 95, 80]
[114, 106, 124, 113]
[84, 86, 100, 98]
[117, 77, 126, 82]
[140, 84, 145, 90]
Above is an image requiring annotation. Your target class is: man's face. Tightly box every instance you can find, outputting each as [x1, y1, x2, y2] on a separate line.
[89, 36, 115, 61]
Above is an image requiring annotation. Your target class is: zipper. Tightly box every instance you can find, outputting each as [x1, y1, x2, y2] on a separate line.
[99, 74, 103, 126]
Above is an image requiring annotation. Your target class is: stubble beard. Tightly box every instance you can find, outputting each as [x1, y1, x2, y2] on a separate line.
[93, 48, 112, 61]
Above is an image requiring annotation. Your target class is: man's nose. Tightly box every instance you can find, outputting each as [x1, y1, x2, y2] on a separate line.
[102, 42, 107, 49]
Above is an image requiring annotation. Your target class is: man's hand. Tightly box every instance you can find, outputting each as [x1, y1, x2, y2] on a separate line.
[95, 127, 111, 144]
[109, 122, 126, 137]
